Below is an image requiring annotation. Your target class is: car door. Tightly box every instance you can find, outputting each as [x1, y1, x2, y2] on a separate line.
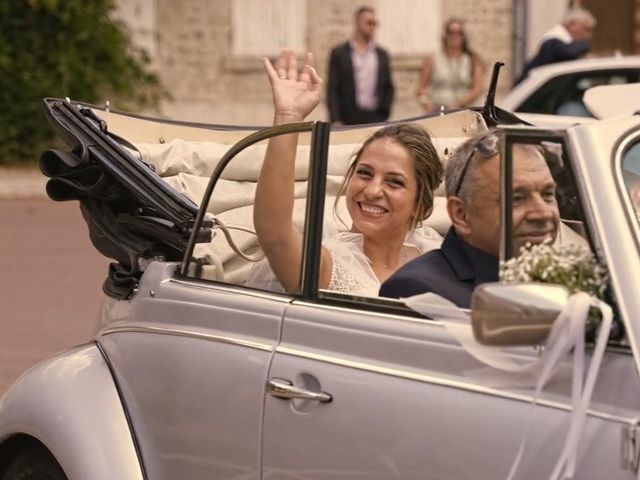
[262, 300, 640, 479]
[261, 128, 640, 479]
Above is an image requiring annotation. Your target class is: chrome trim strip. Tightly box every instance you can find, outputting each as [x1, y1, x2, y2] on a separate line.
[169, 277, 293, 303]
[276, 346, 639, 425]
[171, 279, 440, 327]
[293, 298, 443, 327]
[613, 133, 640, 251]
[101, 325, 273, 352]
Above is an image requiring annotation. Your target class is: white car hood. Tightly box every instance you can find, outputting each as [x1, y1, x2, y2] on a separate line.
[584, 83, 640, 119]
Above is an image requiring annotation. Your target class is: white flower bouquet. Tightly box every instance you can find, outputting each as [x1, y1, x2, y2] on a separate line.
[500, 241, 608, 299]
[500, 241, 609, 332]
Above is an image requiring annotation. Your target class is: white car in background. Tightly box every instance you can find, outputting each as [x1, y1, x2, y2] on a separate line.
[500, 56, 640, 117]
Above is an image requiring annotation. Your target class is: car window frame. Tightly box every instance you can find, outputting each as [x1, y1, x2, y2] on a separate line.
[292, 124, 629, 342]
[499, 126, 629, 347]
[178, 120, 332, 300]
[315, 128, 587, 317]
[497, 127, 571, 260]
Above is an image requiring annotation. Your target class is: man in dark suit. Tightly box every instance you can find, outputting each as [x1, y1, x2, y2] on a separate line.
[516, 7, 596, 84]
[379, 131, 560, 308]
[327, 5, 394, 125]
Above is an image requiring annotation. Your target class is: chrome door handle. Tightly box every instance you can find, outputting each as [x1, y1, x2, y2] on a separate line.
[266, 378, 332, 403]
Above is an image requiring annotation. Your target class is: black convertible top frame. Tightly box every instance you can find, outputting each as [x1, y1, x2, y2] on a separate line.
[41, 98, 212, 299]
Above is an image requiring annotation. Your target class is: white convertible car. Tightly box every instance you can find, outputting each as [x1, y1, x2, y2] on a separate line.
[500, 55, 640, 117]
[0, 82, 639, 480]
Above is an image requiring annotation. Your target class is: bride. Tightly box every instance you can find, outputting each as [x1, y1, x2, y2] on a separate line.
[251, 51, 444, 296]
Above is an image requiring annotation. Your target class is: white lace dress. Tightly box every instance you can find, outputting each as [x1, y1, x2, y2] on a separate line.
[245, 227, 442, 297]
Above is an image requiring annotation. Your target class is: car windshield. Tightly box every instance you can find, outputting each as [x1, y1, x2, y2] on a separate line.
[621, 142, 640, 225]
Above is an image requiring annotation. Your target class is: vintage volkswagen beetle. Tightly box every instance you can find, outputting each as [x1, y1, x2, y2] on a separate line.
[0, 83, 639, 479]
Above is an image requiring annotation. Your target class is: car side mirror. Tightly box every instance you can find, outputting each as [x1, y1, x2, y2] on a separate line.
[471, 283, 570, 346]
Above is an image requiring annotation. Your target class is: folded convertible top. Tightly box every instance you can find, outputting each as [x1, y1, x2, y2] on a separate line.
[41, 98, 212, 299]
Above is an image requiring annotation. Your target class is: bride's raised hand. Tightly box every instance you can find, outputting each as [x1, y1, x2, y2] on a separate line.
[263, 50, 322, 121]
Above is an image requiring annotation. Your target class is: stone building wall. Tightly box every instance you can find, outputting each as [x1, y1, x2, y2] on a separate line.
[117, 0, 514, 125]
[450, 1, 515, 73]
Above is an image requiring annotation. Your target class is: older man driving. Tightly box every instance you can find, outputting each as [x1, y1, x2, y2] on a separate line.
[379, 130, 560, 307]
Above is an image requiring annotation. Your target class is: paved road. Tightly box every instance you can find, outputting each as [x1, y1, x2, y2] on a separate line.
[0, 198, 108, 393]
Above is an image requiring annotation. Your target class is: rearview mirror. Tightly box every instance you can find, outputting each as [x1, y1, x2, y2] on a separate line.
[471, 283, 570, 346]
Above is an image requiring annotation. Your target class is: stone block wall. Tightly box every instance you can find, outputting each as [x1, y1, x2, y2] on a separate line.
[118, 0, 514, 125]
[443, 0, 515, 88]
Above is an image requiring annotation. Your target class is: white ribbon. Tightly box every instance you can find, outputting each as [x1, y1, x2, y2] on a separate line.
[404, 292, 613, 480]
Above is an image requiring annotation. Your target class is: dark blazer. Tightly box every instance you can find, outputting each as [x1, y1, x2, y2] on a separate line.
[327, 41, 394, 125]
[516, 38, 590, 84]
[379, 228, 499, 308]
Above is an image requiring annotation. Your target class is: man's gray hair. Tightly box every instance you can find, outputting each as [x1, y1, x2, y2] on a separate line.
[445, 132, 549, 200]
[562, 7, 596, 28]
[445, 131, 499, 200]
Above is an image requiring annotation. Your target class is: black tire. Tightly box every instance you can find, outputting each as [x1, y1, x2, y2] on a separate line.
[2, 444, 67, 480]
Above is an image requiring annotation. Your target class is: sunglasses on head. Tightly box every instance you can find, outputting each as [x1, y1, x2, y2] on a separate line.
[453, 133, 500, 197]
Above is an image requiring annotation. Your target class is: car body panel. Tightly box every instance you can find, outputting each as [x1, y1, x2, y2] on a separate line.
[261, 300, 640, 479]
[97, 262, 288, 479]
[566, 117, 640, 371]
[515, 112, 596, 128]
[0, 344, 143, 480]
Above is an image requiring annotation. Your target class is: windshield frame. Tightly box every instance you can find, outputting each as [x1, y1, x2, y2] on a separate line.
[615, 131, 640, 251]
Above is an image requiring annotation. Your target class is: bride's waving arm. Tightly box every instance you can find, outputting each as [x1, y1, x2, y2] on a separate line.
[254, 51, 332, 293]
